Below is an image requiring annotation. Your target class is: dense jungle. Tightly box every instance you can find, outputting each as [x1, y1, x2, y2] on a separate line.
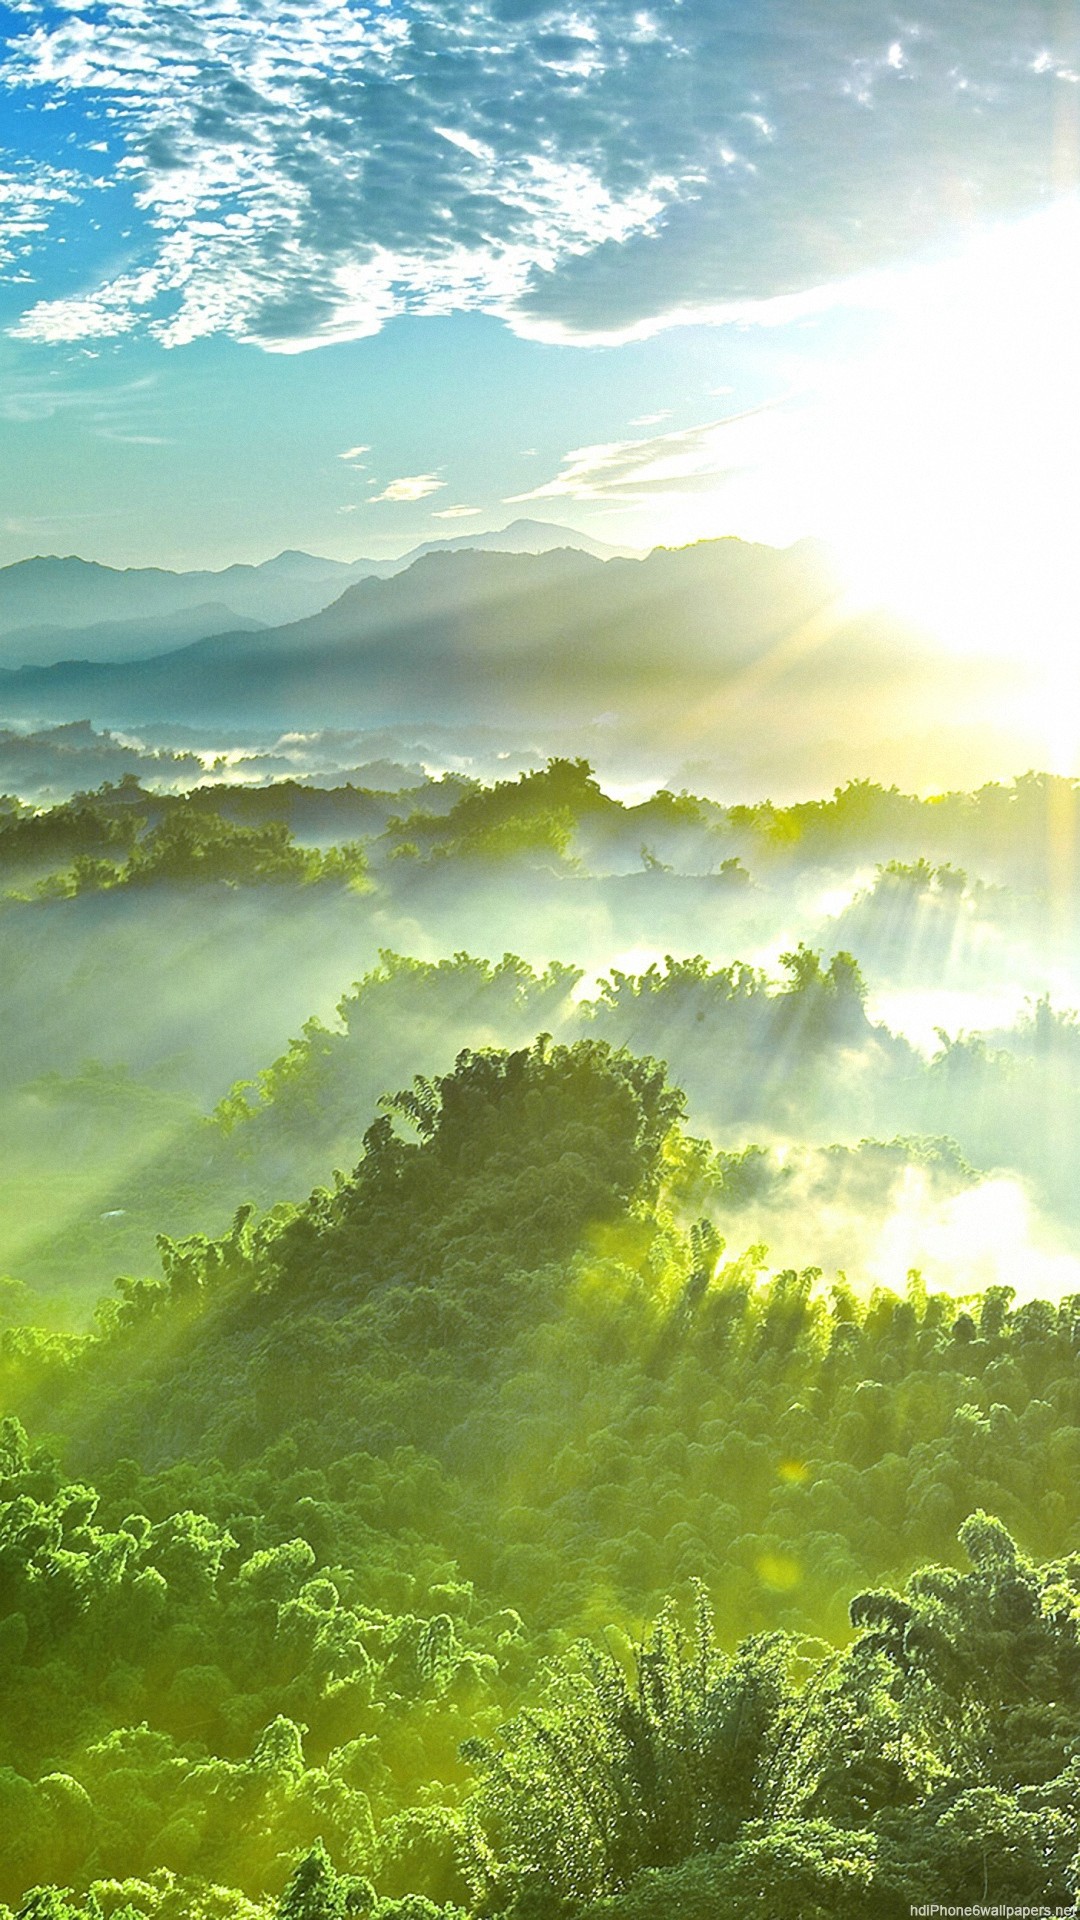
[3, 746, 1080, 1917]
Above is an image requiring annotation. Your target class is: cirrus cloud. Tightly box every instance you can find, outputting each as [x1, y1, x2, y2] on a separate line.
[507, 405, 797, 505]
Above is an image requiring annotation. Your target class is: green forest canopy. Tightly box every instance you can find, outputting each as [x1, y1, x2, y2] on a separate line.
[3, 1039, 1080, 1915]
[7, 759, 1080, 889]
[5, 758, 1080, 1912]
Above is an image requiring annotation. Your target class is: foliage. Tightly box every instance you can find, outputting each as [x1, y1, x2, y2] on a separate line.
[7, 758, 1080, 1914]
[2, 1030, 1080, 1909]
[464, 1590, 792, 1906]
[35, 808, 368, 895]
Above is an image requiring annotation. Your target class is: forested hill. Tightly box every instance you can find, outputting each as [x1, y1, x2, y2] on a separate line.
[4, 1038, 1080, 1915]
[10, 753, 1080, 892]
[5, 759, 1080, 1914]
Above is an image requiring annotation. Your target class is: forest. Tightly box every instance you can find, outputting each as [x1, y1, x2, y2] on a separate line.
[3, 754, 1080, 1917]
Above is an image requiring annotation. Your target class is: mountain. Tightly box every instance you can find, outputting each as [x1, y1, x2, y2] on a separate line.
[0, 553, 373, 660]
[0, 521, 635, 667]
[0, 535, 964, 778]
[400, 517, 637, 564]
[0, 601, 267, 666]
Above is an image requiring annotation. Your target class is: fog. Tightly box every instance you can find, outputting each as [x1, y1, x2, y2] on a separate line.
[5, 747, 1080, 1322]
[3, 923, 1079, 1321]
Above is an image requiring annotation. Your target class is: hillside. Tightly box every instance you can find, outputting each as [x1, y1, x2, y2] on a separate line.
[0, 536, 924, 729]
[3, 1038, 1080, 1916]
[2, 759, 1080, 1916]
[4, 0, 1074, 1908]
[6, 759, 1080, 1305]
[0, 552, 372, 656]
[0, 535, 1027, 796]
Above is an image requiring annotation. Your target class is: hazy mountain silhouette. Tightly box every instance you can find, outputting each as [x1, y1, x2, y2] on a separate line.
[0, 603, 267, 666]
[0, 535, 954, 766]
[0, 553, 369, 659]
[397, 518, 635, 565]
[0, 520, 633, 666]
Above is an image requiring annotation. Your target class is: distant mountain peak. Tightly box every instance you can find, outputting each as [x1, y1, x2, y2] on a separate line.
[399, 518, 641, 566]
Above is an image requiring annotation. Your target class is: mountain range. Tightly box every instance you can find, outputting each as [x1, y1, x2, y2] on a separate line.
[0, 525, 1034, 802]
[0, 520, 634, 666]
[0, 534, 962, 764]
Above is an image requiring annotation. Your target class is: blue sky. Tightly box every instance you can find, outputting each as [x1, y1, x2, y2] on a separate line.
[0, 0, 1076, 568]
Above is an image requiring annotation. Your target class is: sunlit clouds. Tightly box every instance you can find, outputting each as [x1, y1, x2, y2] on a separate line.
[370, 474, 446, 504]
[1, 0, 680, 351]
[505, 403, 805, 541]
[3, 0, 1080, 630]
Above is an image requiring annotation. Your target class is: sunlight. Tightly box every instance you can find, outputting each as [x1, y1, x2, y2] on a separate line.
[820, 202, 1080, 705]
[813, 874, 873, 921]
[588, 203, 1080, 774]
[865, 985, 1039, 1055]
[868, 1167, 1080, 1305]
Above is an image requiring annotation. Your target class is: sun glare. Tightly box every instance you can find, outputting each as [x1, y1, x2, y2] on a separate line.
[821, 203, 1080, 682]
[633, 204, 1080, 769]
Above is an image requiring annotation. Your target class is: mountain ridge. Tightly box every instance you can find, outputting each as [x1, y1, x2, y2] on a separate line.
[0, 520, 637, 664]
[0, 533, 938, 764]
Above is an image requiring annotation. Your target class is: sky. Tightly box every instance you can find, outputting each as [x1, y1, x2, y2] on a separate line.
[1, 0, 1079, 602]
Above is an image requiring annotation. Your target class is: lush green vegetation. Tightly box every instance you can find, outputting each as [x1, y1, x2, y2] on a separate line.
[16, 935, 1080, 1301]
[3, 1038, 1080, 1914]
[4, 757, 1080, 1914]
[10, 758, 1080, 888]
[30, 807, 368, 897]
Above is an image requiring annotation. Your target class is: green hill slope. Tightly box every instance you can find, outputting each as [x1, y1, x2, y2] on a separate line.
[3, 1040, 1080, 1914]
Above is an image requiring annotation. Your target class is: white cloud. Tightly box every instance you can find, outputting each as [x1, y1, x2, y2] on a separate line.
[338, 444, 371, 463]
[501, 397, 833, 547]
[507, 405, 794, 505]
[0, 0, 679, 350]
[11, 267, 160, 341]
[370, 474, 446, 503]
[433, 505, 483, 519]
[434, 127, 496, 165]
[1, 1, 1072, 350]
[0, 157, 83, 274]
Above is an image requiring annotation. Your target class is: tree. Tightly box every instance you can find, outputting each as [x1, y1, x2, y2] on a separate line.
[464, 1589, 792, 1908]
[276, 1840, 372, 1919]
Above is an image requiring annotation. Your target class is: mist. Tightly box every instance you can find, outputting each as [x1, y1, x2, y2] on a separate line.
[0, 538, 1056, 801]
[6, 753, 1080, 1320]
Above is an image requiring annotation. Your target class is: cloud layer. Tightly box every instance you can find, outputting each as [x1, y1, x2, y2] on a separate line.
[1, 0, 1076, 350]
